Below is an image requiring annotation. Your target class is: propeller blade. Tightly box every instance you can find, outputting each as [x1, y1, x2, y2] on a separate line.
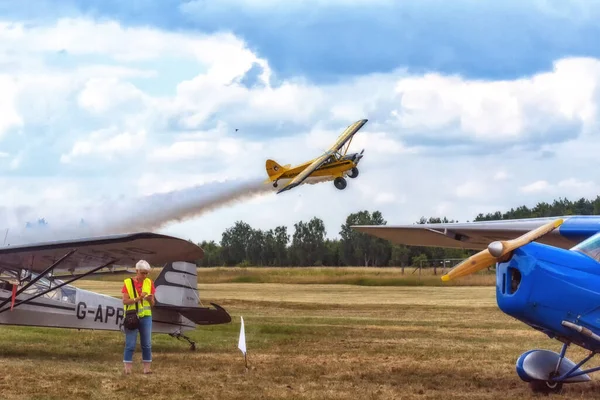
[441, 218, 564, 282]
[488, 218, 564, 257]
[441, 250, 497, 281]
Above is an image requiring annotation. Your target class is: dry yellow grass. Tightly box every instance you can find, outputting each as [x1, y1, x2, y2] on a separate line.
[0, 281, 596, 399]
[77, 281, 498, 307]
[92, 266, 496, 286]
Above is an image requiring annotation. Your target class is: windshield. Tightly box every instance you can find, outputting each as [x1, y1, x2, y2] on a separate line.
[0, 271, 77, 304]
[571, 232, 600, 262]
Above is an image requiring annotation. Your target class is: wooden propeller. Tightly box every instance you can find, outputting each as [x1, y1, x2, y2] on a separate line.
[441, 218, 564, 281]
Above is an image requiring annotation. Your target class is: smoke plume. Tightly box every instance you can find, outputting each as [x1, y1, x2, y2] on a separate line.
[1, 176, 333, 245]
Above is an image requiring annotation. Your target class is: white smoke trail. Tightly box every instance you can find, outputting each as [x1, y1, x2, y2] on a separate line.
[92, 175, 333, 234]
[1, 175, 333, 245]
[94, 178, 274, 233]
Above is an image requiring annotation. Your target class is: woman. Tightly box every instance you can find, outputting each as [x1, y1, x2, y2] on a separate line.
[122, 259, 156, 374]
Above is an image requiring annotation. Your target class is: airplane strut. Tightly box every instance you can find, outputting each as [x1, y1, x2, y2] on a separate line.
[0, 257, 117, 314]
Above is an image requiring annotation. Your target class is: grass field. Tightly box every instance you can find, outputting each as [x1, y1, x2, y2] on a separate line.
[1, 269, 598, 399]
[92, 266, 497, 286]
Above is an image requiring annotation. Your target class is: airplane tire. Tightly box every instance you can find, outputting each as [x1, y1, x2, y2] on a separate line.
[528, 380, 563, 394]
[334, 177, 347, 190]
[273, 182, 278, 188]
[348, 167, 359, 179]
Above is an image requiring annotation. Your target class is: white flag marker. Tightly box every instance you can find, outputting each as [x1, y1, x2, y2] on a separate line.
[238, 316, 248, 369]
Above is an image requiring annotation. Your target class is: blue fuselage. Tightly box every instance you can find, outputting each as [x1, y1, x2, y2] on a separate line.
[497, 242, 600, 351]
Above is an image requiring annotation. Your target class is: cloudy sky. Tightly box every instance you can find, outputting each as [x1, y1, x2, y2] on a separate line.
[2, 0, 600, 244]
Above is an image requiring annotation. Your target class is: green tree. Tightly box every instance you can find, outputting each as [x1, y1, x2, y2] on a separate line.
[339, 210, 391, 266]
[323, 239, 342, 266]
[389, 245, 411, 267]
[220, 221, 253, 265]
[273, 226, 290, 266]
[247, 228, 266, 265]
[290, 217, 327, 266]
[412, 253, 428, 267]
[197, 240, 222, 267]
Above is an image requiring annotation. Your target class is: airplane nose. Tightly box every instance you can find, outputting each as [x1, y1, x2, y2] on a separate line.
[355, 149, 364, 162]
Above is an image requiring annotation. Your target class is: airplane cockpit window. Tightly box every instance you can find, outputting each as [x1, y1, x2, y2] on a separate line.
[322, 154, 336, 165]
[571, 232, 600, 262]
[18, 274, 77, 304]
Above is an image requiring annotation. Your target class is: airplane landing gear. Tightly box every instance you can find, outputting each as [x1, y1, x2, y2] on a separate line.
[516, 344, 593, 395]
[273, 181, 278, 188]
[347, 167, 359, 178]
[529, 378, 563, 394]
[334, 177, 347, 190]
[169, 332, 197, 351]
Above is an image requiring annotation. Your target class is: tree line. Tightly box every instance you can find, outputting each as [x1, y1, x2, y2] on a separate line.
[196, 196, 600, 267]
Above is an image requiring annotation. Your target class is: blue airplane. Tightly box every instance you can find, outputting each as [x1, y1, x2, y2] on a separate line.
[353, 215, 600, 394]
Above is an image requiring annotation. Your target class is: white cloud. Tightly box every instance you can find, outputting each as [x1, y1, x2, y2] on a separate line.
[519, 178, 599, 199]
[60, 128, 147, 163]
[435, 202, 452, 216]
[148, 141, 212, 162]
[493, 171, 509, 181]
[392, 57, 600, 143]
[374, 192, 397, 204]
[77, 77, 148, 115]
[521, 180, 550, 193]
[136, 173, 230, 196]
[0, 19, 254, 65]
[9, 153, 22, 170]
[455, 181, 486, 199]
[3, 16, 600, 245]
[0, 75, 22, 138]
[558, 178, 596, 190]
[147, 121, 264, 165]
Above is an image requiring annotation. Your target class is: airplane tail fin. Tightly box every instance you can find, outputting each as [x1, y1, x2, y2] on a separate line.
[265, 159, 289, 182]
[153, 261, 231, 325]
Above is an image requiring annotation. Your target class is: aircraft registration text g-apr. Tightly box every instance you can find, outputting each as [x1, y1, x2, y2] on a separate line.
[75, 288, 125, 328]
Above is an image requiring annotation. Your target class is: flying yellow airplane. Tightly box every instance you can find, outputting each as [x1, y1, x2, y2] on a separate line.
[265, 119, 368, 194]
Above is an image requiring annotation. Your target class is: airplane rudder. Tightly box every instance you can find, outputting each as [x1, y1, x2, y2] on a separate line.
[154, 261, 199, 307]
[266, 159, 285, 177]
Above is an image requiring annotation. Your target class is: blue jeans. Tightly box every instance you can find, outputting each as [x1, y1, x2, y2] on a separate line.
[123, 316, 152, 363]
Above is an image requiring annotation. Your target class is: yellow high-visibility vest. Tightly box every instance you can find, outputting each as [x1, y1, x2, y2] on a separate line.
[124, 278, 153, 317]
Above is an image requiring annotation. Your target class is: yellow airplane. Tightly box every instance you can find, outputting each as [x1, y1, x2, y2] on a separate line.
[265, 119, 368, 194]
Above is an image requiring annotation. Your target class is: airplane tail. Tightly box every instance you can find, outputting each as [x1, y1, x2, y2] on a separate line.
[265, 159, 289, 182]
[153, 261, 231, 325]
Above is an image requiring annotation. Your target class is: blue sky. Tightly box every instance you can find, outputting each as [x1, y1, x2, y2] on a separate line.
[2, 0, 600, 245]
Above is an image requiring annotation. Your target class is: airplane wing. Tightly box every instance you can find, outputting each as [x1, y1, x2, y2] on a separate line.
[276, 119, 368, 194]
[352, 216, 600, 250]
[276, 151, 333, 194]
[329, 119, 368, 153]
[0, 232, 204, 274]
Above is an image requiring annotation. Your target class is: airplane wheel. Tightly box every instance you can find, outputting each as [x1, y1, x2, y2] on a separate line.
[528, 380, 563, 394]
[273, 182, 278, 188]
[347, 167, 359, 178]
[334, 177, 347, 190]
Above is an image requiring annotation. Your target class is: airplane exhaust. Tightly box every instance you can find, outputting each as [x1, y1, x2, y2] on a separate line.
[0, 176, 335, 244]
[562, 321, 600, 343]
